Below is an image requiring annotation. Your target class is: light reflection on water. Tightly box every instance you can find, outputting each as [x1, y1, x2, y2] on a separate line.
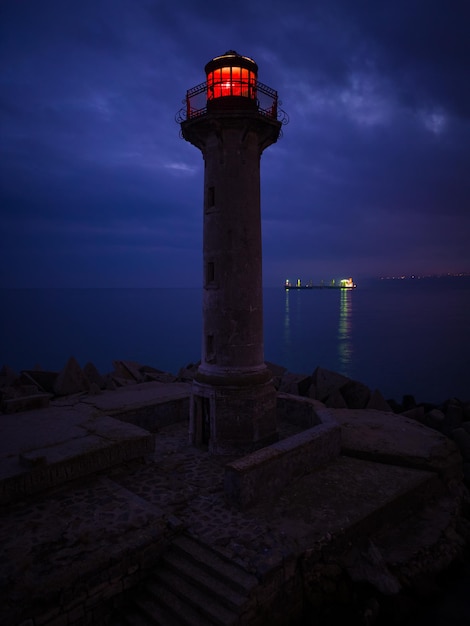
[337, 288, 353, 376]
[280, 287, 354, 378]
[283, 289, 292, 362]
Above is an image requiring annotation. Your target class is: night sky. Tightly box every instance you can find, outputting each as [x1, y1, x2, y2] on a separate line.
[1, 0, 469, 288]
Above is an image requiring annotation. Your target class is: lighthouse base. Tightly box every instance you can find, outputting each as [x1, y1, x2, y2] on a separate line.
[189, 376, 278, 455]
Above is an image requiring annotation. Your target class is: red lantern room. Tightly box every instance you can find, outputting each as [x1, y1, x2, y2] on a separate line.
[178, 50, 287, 122]
[205, 50, 257, 106]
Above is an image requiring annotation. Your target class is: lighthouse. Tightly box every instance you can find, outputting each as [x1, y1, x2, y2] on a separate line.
[178, 51, 285, 454]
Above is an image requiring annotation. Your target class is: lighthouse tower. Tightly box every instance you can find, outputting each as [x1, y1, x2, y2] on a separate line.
[178, 51, 284, 454]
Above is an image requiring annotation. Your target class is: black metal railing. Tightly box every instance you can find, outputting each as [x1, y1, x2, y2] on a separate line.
[175, 80, 288, 125]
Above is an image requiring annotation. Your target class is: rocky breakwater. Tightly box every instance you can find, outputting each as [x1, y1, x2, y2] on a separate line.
[0, 356, 178, 412]
[270, 364, 470, 489]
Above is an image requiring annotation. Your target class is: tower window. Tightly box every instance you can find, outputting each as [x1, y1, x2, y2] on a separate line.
[206, 334, 216, 362]
[207, 186, 215, 208]
[206, 261, 215, 284]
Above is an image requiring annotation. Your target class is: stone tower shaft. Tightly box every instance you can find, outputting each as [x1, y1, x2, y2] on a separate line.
[182, 113, 280, 379]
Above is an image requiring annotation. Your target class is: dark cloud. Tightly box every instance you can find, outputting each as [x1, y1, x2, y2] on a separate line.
[0, 0, 468, 287]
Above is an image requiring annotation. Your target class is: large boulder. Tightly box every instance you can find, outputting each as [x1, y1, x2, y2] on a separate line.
[83, 361, 105, 389]
[265, 361, 287, 389]
[112, 360, 145, 383]
[0, 365, 19, 388]
[278, 372, 312, 396]
[324, 388, 348, 408]
[366, 389, 393, 412]
[451, 428, 470, 461]
[177, 362, 200, 382]
[140, 365, 176, 383]
[20, 370, 58, 393]
[53, 356, 89, 396]
[340, 379, 371, 409]
[424, 408, 446, 431]
[312, 367, 350, 403]
[443, 398, 463, 435]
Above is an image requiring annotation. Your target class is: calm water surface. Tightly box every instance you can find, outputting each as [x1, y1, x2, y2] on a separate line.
[1, 277, 469, 404]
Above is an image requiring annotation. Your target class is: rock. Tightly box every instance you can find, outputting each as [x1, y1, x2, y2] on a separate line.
[312, 367, 350, 402]
[278, 372, 312, 396]
[111, 376, 134, 387]
[112, 360, 144, 383]
[266, 361, 287, 390]
[265, 361, 287, 377]
[343, 541, 402, 596]
[425, 408, 446, 431]
[451, 428, 470, 461]
[402, 395, 416, 412]
[104, 375, 117, 390]
[88, 382, 102, 395]
[443, 399, 463, 435]
[83, 362, 105, 389]
[341, 379, 371, 409]
[324, 389, 348, 408]
[367, 389, 393, 412]
[401, 406, 425, 422]
[463, 402, 470, 422]
[20, 370, 58, 393]
[306, 383, 317, 399]
[53, 357, 89, 396]
[0, 365, 19, 388]
[387, 398, 403, 413]
[176, 362, 200, 382]
[140, 365, 176, 383]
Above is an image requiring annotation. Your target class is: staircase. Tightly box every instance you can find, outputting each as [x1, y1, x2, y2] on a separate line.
[116, 534, 259, 625]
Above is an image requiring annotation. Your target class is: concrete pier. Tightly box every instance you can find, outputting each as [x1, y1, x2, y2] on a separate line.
[0, 380, 467, 625]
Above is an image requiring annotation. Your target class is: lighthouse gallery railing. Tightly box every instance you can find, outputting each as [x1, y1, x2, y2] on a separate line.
[176, 80, 288, 125]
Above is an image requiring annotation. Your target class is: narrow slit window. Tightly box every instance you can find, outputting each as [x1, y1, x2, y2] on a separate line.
[206, 334, 215, 362]
[206, 261, 215, 284]
[207, 186, 215, 208]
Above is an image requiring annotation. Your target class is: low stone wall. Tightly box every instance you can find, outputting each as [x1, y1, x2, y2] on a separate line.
[224, 401, 341, 509]
[276, 392, 325, 428]
[109, 395, 189, 432]
[1, 428, 153, 506]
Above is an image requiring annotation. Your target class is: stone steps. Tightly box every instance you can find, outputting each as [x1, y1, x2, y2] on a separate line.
[171, 534, 258, 595]
[119, 534, 258, 625]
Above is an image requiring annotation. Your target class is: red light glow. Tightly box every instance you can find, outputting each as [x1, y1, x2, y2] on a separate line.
[207, 66, 256, 99]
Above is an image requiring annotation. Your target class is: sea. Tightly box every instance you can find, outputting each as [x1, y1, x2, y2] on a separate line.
[1, 276, 469, 405]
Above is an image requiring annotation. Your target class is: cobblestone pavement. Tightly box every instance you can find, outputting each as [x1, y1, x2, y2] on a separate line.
[0, 418, 304, 603]
[111, 420, 304, 574]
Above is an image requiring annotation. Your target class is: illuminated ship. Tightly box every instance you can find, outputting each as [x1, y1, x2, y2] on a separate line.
[284, 278, 357, 290]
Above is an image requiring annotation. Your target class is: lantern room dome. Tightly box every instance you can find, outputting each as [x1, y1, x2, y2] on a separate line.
[204, 50, 258, 75]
